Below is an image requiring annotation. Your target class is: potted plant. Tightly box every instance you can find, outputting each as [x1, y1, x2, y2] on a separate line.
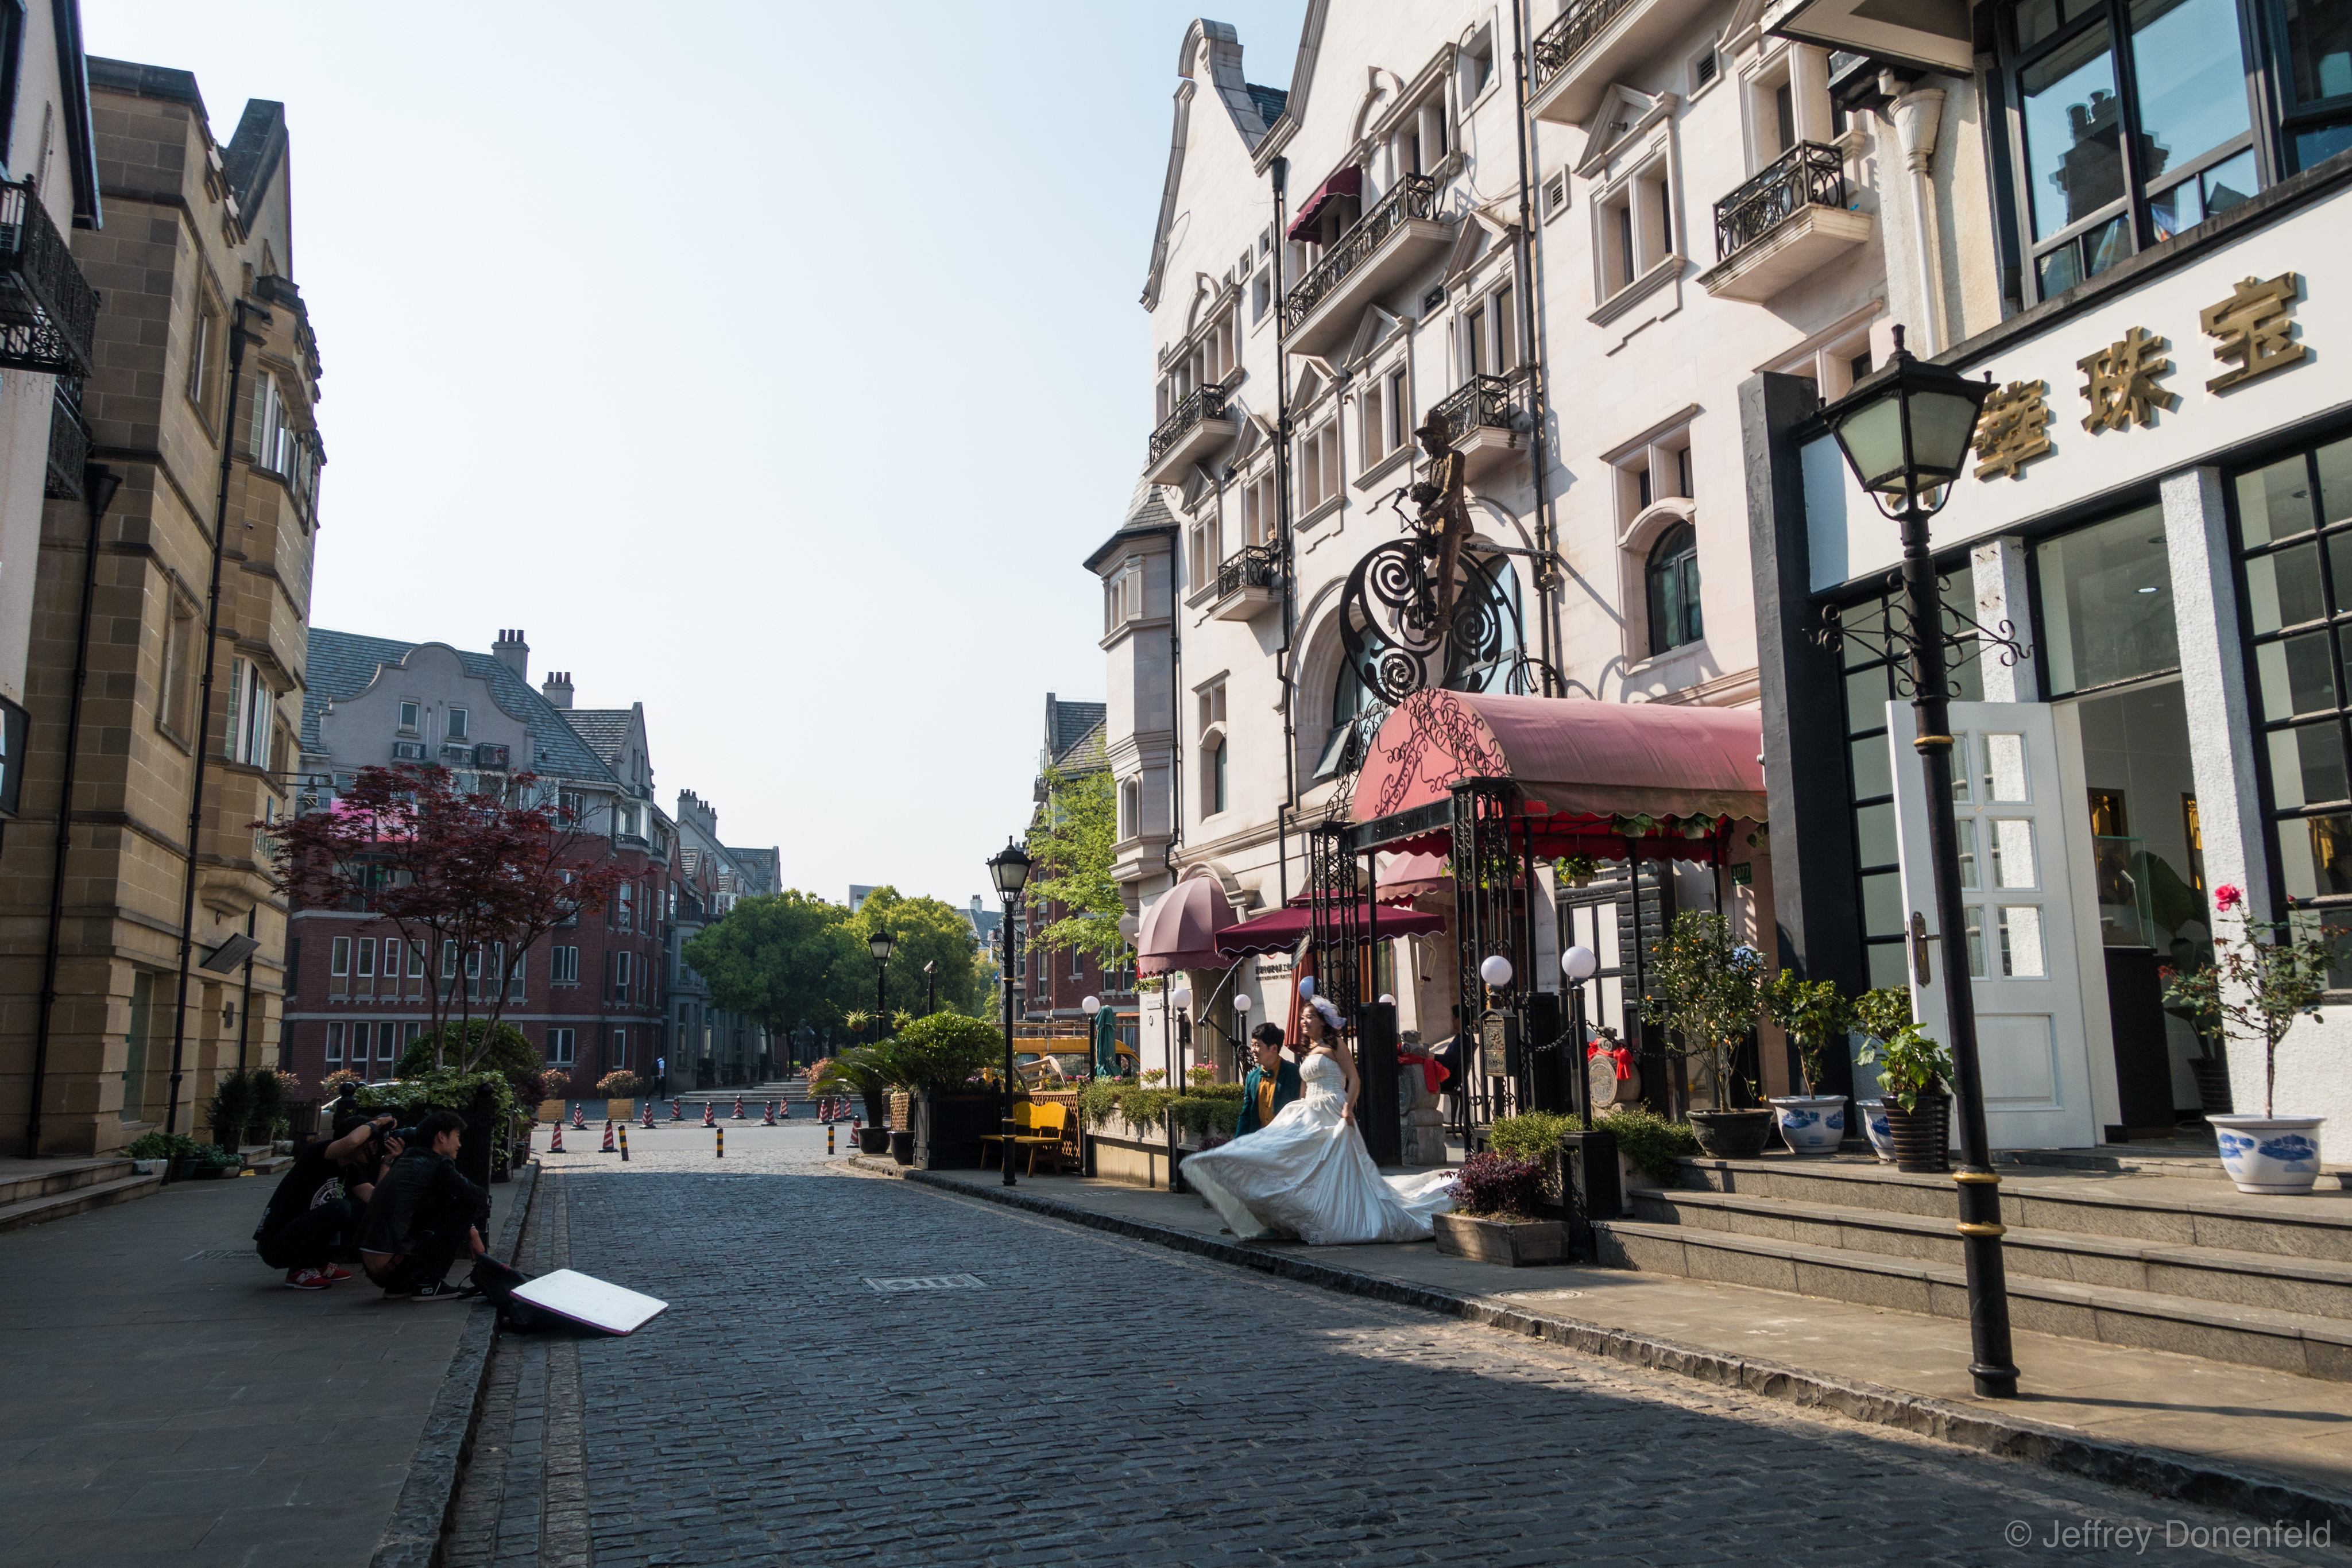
[537, 1068, 571, 1121]
[1488, 1110, 1577, 1210]
[127, 1130, 200, 1182]
[596, 1070, 642, 1120]
[2189, 885, 2334, 1194]
[206, 1070, 257, 1149]
[813, 1047, 896, 1153]
[1432, 1151, 1566, 1265]
[1852, 988, 1954, 1173]
[891, 1015, 1019, 1169]
[1558, 853, 1600, 889]
[1761, 970, 1851, 1156]
[1643, 911, 1772, 1157]
[1848, 987, 1912, 1164]
[189, 1143, 242, 1180]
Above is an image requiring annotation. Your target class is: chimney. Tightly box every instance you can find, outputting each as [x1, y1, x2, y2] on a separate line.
[493, 629, 529, 682]
[541, 670, 574, 710]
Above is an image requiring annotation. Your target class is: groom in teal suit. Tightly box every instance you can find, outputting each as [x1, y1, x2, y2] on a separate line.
[1236, 1024, 1301, 1136]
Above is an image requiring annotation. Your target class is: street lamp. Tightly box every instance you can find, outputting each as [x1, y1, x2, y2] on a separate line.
[869, 927, 896, 1044]
[1818, 324, 2016, 1400]
[924, 958, 938, 1016]
[1231, 992, 1251, 1077]
[1561, 945, 1599, 1128]
[1082, 994, 1102, 1082]
[1170, 977, 1193, 1086]
[987, 838, 1033, 1188]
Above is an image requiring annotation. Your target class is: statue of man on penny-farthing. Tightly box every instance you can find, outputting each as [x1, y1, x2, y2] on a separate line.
[1407, 415, 1475, 640]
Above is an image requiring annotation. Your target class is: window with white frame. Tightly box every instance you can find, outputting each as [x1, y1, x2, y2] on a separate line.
[1250, 226, 1276, 322]
[1102, 557, 1146, 633]
[1155, 309, 1239, 423]
[326, 1021, 344, 1065]
[376, 1023, 394, 1064]
[1460, 20, 1497, 102]
[1198, 679, 1229, 816]
[1298, 422, 1341, 513]
[1460, 282, 1519, 378]
[618, 882, 634, 931]
[355, 938, 375, 985]
[1770, 324, 1877, 408]
[612, 1028, 628, 1066]
[1742, 43, 1839, 171]
[552, 944, 580, 984]
[446, 706, 469, 741]
[1362, 363, 1413, 468]
[1596, 157, 1676, 299]
[548, 1027, 575, 1064]
[222, 657, 272, 766]
[1119, 776, 1142, 841]
[615, 950, 634, 1001]
[397, 699, 419, 734]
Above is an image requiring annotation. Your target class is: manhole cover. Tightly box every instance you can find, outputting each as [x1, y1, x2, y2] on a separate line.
[185, 1249, 250, 1261]
[864, 1274, 984, 1292]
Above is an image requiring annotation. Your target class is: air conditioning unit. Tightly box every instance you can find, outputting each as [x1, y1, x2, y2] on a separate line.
[391, 741, 426, 761]
[474, 743, 510, 769]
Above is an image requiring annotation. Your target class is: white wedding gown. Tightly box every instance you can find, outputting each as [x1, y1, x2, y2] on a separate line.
[1181, 1051, 1457, 1244]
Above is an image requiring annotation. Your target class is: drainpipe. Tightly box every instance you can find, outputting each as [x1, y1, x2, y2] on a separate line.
[164, 299, 262, 1135]
[1509, 0, 1563, 696]
[25, 460, 121, 1156]
[1890, 83, 1948, 356]
[1271, 156, 1295, 905]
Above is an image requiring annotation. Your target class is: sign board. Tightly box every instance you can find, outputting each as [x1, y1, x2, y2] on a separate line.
[510, 1268, 668, 1335]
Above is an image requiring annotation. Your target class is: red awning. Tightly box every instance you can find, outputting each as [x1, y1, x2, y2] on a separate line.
[1286, 164, 1362, 241]
[1216, 899, 1446, 959]
[1354, 689, 1765, 826]
[1380, 850, 1449, 901]
[1136, 870, 1236, 976]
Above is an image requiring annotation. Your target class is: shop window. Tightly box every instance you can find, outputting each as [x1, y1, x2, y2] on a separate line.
[2030, 504, 2180, 695]
[1644, 523, 1704, 656]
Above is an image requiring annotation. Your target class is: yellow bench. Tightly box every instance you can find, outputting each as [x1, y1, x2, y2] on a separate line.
[976, 1102, 1036, 1168]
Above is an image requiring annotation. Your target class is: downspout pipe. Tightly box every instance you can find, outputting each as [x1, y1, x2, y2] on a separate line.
[1890, 84, 1948, 357]
[1271, 156, 1295, 905]
[164, 299, 262, 1136]
[25, 460, 121, 1155]
[1509, 0, 1564, 696]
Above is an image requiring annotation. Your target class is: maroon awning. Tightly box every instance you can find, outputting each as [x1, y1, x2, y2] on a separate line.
[1286, 165, 1362, 241]
[1136, 869, 1235, 976]
[1215, 898, 1445, 959]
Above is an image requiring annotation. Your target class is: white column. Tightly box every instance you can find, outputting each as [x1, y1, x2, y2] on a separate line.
[1790, 46, 1832, 144]
[1970, 536, 2034, 703]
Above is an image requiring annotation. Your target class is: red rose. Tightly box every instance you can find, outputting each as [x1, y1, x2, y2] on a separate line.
[2214, 884, 2244, 912]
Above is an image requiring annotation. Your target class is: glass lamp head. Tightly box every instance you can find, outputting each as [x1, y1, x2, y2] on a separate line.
[1821, 324, 1993, 514]
[987, 837, 1034, 898]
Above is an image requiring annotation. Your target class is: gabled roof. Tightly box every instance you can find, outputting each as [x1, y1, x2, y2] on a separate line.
[1143, 21, 1291, 311]
[1054, 717, 1110, 776]
[560, 708, 635, 767]
[1052, 701, 1106, 759]
[301, 628, 618, 785]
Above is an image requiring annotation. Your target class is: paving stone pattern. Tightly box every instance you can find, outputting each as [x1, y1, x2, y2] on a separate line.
[452, 1125, 2345, 1566]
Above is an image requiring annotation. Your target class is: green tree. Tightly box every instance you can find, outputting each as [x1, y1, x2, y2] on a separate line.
[683, 891, 868, 1039]
[849, 886, 981, 1016]
[1024, 764, 1125, 969]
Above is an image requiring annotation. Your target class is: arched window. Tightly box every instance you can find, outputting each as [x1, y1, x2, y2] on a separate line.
[1206, 739, 1228, 815]
[1314, 657, 1372, 779]
[1645, 522, 1703, 656]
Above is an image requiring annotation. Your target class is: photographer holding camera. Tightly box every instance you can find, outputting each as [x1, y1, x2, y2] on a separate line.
[254, 1112, 400, 1290]
[357, 1109, 492, 1302]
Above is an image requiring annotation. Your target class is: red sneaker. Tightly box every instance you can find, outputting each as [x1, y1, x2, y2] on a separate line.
[283, 1268, 330, 1291]
[319, 1265, 354, 1283]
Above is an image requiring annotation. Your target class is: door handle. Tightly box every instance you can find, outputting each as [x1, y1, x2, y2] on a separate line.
[1908, 911, 1937, 985]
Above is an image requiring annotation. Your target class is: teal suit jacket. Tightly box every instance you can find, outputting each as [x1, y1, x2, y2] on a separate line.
[1236, 1060, 1302, 1136]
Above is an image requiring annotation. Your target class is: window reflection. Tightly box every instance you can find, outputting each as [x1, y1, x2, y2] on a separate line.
[2033, 505, 2181, 694]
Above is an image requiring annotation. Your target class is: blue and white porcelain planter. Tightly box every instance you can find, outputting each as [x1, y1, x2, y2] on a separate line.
[1856, 1099, 1897, 1163]
[1767, 1095, 1848, 1156]
[2208, 1114, 2327, 1195]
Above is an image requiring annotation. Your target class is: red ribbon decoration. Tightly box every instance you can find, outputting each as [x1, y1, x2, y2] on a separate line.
[1588, 1042, 1633, 1081]
[1396, 1050, 1450, 1094]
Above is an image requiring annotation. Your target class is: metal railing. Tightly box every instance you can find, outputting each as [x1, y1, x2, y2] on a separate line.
[1714, 141, 1848, 261]
[1428, 371, 1521, 445]
[44, 381, 87, 500]
[1214, 542, 1281, 601]
[1286, 173, 1439, 322]
[0, 181, 98, 375]
[1147, 383, 1231, 466]
[1531, 0, 1637, 89]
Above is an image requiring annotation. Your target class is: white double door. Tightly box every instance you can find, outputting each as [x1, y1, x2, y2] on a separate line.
[1886, 701, 2100, 1151]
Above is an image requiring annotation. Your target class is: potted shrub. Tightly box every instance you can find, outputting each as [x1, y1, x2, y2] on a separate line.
[537, 1068, 570, 1121]
[1761, 970, 1851, 1156]
[189, 1143, 242, 1180]
[596, 1070, 642, 1120]
[892, 1015, 1029, 1168]
[1848, 987, 1916, 1164]
[1432, 1151, 1565, 1265]
[1488, 1110, 1577, 1210]
[1600, 1105, 1700, 1194]
[2187, 886, 2334, 1194]
[1558, 853, 1600, 889]
[206, 1070, 257, 1149]
[1852, 986, 1954, 1173]
[127, 1130, 200, 1182]
[813, 1047, 896, 1154]
[2157, 962, 2234, 1116]
[1643, 911, 1772, 1157]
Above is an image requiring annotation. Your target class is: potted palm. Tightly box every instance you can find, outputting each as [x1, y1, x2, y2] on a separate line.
[1643, 911, 1771, 1157]
[813, 1048, 895, 1153]
[1852, 987, 1954, 1173]
[1761, 970, 1851, 1155]
[2190, 885, 2334, 1194]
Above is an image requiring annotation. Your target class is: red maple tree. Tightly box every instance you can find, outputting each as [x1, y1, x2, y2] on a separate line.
[263, 764, 630, 1071]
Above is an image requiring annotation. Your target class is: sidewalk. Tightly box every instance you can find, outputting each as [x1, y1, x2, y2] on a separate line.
[864, 1159, 2352, 1527]
[0, 1164, 532, 1568]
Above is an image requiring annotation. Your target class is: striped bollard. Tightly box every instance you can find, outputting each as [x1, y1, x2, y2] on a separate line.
[715, 1124, 724, 1159]
[827, 1122, 835, 1156]
[618, 1124, 629, 1162]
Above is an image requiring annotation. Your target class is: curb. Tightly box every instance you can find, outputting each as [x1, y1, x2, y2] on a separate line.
[369, 1160, 541, 1568]
[903, 1170, 2352, 1532]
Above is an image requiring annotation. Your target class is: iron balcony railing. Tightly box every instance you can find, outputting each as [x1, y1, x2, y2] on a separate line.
[1286, 173, 1439, 322]
[0, 181, 98, 377]
[1714, 141, 1848, 261]
[1147, 383, 1231, 466]
[1531, 0, 1637, 89]
[1214, 542, 1281, 601]
[1428, 371, 1521, 446]
[43, 381, 87, 500]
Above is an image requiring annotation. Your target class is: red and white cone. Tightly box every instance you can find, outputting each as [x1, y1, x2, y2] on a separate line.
[671, 1098, 683, 1121]
[733, 1095, 745, 1120]
[641, 1102, 655, 1129]
[548, 1123, 564, 1154]
[763, 1101, 777, 1126]
[571, 1104, 586, 1130]
[702, 1102, 716, 1127]
[599, 1121, 616, 1154]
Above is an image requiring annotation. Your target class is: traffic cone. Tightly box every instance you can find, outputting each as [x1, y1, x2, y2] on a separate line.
[618, 1125, 629, 1162]
[715, 1125, 725, 1159]
[548, 1122, 564, 1154]
[572, 1104, 586, 1130]
[671, 1098, 683, 1121]
[702, 1102, 716, 1127]
[599, 1121, 616, 1153]
[779, 1096, 792, 1120]
[762, 1101, 777, 1126]
[733, 1095, 745, 1120]
[641, 1102, 655, 1129]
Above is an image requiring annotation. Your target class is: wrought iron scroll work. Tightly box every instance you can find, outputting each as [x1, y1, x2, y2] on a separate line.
[1810, 571, 2034, 700]
[1340, 533, 1534, 707]
[1305, 823, 1361, 1031]
[1450, 779, 1520, 1127]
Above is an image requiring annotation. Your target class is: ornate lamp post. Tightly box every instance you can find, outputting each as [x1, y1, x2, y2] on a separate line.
[987, 838, 1033, 1188]
[1816, 325, 2016, 1399]
[868, 927, 896, 1044]
[924, 959, 938, 1016]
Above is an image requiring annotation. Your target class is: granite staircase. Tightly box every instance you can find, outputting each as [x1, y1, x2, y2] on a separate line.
[0, 1157, 163, 1234]
[1596, 1154, 2352, 1383]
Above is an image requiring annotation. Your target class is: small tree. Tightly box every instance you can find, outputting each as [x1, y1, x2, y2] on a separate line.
[1024, 765, 1128, 971]
[2163, 885, 2340, 1118]
[1643, 911, 1767, 1110]
[1761, 970, 1851, 1097]
[264, 764, 627, 1073]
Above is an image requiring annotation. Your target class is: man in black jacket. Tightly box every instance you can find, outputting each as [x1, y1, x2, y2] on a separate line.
[254, 1112, 398, 1290]
[358, 1109, 491, 1301]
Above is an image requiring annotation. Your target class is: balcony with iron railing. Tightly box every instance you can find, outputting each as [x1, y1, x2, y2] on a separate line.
[1527, 0, 1713, 127]
[43, 381, 87, 501]
[1285, 173, 1448, 357]
[1698, 141, 1871, 303]
[1145, 382, 1237, 485]
[0, 181, 98, 377]
[1426, 370, 1531, 479]
[1210, 542, 1281, 622]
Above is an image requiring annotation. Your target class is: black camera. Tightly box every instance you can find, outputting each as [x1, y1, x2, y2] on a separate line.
[388, 1126, 421, 1147]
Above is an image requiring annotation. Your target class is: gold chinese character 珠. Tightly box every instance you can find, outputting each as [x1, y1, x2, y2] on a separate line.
[1972, 378, 2053, 481]
[2078, 326, 2178, 433]
[2201, 272, 2305, 393]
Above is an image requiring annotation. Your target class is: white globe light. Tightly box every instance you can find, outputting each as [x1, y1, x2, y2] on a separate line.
[1561, 946, 1599, 982]
[1297, 976, 1316, 998]
[1081, 995, 1101, 1015]
[1171, 980, 1193, 1009]
[1117, 913, 1139, 942]
[1233, 993, 1252, 1015]
[1479, 954, 1514, 988]
[1378, 993, 1395, 1006]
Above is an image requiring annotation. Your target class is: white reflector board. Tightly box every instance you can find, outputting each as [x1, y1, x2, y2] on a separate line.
[510, 1268, 668, 1335]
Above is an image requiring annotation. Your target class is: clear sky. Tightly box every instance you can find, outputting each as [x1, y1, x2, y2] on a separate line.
[80, 1, 1306, 911]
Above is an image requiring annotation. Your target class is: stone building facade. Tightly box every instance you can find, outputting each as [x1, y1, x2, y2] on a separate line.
[666, 787, 776, 1090]
[1, 57, 318, 1153]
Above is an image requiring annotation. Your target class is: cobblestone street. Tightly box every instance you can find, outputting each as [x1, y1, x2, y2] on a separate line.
[440, 1127, 2343, 1566]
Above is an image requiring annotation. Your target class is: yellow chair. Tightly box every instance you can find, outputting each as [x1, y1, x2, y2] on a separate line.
[976, 1102, 1036, 1168]
[1010, 1102, 1073, 1175]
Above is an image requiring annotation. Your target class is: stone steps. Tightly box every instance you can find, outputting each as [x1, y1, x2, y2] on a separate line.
[0, 1162, 161, 1234]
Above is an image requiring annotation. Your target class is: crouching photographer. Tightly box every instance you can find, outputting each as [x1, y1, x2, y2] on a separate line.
[254, 1112, 400, 1290]
[357, 1109, 492, 1302]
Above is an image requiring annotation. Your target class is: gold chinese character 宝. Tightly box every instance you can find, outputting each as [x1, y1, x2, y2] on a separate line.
[2201, 272, 2305, 392]
[2078, 327, 2178, 433]
[1972, 378, 2053, 481]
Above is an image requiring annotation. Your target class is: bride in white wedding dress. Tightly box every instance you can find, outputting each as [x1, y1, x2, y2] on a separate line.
[1181, 997, 1456, 1245]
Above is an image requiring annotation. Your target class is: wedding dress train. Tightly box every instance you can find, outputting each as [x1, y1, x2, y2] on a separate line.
[1180, 1051, 1456, 1244]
